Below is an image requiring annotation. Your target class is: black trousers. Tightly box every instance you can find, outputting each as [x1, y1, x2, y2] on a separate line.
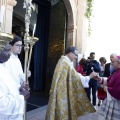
[85, 83, 97, 106]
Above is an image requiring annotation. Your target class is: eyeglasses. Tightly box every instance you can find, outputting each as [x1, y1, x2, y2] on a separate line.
[14, 44, 23, 48]
[72, 52, 78, 57]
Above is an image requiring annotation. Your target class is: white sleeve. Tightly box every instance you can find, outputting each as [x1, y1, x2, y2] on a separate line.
[103, 77, 107, 85]
[0, 83, 24, 119]
[102, 77, 116, 101]
[78, 73, 90, 88]
[106, 89, 113, 101]
[20, 73, 25, 85]
[19, 60, 25, 84]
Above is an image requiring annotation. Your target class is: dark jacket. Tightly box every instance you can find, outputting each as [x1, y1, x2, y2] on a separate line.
[104, 63, 111, 77]
[84, 59, 100, 84]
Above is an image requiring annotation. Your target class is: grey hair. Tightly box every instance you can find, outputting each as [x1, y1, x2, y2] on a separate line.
[0, 43, 9, 53]
[110, 53, 117, 57]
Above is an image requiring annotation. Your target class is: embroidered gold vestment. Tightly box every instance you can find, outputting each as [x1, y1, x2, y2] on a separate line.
[45, 56, 95, 120]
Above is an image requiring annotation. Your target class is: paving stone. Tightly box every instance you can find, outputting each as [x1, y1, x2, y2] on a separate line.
[27, 106, 100, 120]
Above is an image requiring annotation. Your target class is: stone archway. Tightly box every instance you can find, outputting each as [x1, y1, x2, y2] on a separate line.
[63, 0, 77, 47]
[7, 0, 77, 48]
[62, 0, 88, 54]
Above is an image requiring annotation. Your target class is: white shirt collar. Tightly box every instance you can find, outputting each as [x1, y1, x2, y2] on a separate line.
[61, 55, 74, 66]
[11, 53, 18, 58]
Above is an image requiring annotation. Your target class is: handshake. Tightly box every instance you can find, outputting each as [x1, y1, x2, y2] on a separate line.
[89, 72, 104, 84]
[19, 83, 30, 100]
[88, 67, 99, 79]
[89, 72, 99, 79]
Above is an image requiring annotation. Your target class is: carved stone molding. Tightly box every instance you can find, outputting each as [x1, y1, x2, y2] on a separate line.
[7, 0, 17, 7]
[68, 25, 77, 31]
[2, 0, 17, 33]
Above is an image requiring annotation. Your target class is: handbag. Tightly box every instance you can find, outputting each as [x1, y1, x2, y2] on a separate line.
[97, 87, 107, 100]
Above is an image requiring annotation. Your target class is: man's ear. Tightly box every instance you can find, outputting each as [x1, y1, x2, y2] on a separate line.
[9, 44, 12, 49]
[69, 52, 72, 56]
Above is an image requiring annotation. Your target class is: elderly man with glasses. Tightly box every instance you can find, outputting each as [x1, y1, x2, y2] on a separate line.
[45, 46, 97, 120]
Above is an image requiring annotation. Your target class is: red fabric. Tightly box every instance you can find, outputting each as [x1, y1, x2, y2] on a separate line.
[107, 68, 120, 100]
[97, 88, 107, 100]
[76, 65, 86, 75]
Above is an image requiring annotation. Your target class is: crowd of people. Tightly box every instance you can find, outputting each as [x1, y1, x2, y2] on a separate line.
[45, 46, 120, 120]
[0, 35, 119, 120]
[74, 52, 120, 120]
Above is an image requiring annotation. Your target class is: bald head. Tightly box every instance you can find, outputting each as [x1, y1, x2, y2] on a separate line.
[110, 53, 117, 62]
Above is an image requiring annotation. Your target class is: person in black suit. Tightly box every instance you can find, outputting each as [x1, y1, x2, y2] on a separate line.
[84, 52, 100, 108]
[104, 53, 117, 77]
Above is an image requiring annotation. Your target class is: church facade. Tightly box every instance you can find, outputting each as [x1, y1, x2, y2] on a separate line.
[1, 0, 89, 95]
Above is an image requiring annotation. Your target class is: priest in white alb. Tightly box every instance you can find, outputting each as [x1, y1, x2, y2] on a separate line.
[4, 36, 31, 86]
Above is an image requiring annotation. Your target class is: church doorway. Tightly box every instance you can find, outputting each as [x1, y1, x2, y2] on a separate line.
[12, 0, 74, 111]
[12, 0, 74, 96]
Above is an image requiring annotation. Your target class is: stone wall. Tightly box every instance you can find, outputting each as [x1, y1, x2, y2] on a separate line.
[64, 0, 88, 54]
[3, 0, 88, 53]
[0, 0, 16, 33]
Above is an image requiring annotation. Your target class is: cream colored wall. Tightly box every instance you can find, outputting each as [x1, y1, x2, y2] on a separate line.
[63, 0, 88, 54]
[0, 0, 16, 33]
[75, 0, 88, 54]
[63, 0, 77, 47]
[2, 0, 88, 53]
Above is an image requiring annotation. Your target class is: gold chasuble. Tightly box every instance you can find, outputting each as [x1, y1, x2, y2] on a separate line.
[45, 56, 95, 120]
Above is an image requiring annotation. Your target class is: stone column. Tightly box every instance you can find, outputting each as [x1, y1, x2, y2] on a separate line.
[63, 0, 77, 48]
[0, 0, 16, 33]
[67, 25, 77, 47]
[63, 0, 88, 53]
[75, 0, 87, 54]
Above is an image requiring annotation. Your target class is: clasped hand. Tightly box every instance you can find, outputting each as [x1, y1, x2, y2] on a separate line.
[89, 72, 99, 79]
[19, 82, 30, 100]
[94, 75, 101, 81]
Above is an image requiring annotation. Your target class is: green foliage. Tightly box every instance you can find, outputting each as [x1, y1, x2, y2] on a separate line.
[85, 0, 94, 36]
